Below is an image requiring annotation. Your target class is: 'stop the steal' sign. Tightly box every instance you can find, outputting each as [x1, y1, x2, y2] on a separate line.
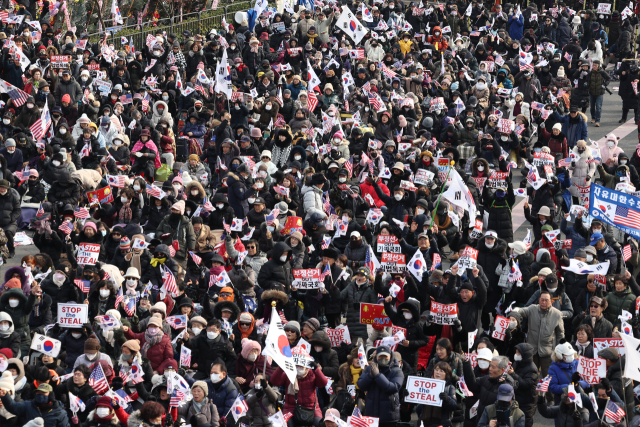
[58, 303, 88, 328]
[405, 376, 446, 407]
[577, 355, 606, 384]
[77, 243, 100, 265]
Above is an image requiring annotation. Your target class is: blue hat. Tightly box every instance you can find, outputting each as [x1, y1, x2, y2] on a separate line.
[497, 384, 514, 401]
[590, 232, 604, 246]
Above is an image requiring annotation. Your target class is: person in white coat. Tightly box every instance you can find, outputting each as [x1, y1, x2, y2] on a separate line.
[506, 92, 531, 121]
[364, 38, 385, 63]
[301, 173, 327, 220]
[255, 150, 278, 177]
[569, 139, 596, 200]
[580, 40, 603, 63]
[150, 100, 174, 128]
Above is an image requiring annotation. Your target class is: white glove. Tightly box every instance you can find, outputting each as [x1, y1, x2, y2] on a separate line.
[135, 152, 142, 157]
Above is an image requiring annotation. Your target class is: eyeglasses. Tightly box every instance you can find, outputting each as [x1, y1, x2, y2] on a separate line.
[247, 246, 256, 249]
[239, 322, 251, 326]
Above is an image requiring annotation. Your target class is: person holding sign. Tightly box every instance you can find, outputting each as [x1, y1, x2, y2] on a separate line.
[417, 361, 460, 427]
[357, 345, 405, 426]
[382, 296, 429, 374]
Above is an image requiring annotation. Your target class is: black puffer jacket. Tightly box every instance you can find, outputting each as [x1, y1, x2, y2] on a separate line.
[308, 330, 340, 379]
[256, 242, 293, 291]
[48, 171, 83, 207]
[482, 182, 516, 242]
[383, 297, 428, 373]
[39, 275, 80, 315]
[339, 278, 379, 340]
[462, 359, 518, 424]
[0, 187, 21, 233]
[510, 343, 539, 408]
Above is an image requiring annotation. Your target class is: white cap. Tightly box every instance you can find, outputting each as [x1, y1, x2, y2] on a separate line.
[351, 231, 361, 238]
[477, 348, 493, 361]
[485, 230, 498, 238]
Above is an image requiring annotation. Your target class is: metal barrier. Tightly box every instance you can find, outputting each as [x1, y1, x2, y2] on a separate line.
[85, 0, 252, 50]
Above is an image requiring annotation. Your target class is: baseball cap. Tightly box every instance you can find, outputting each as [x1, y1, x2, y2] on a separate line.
[590, 232, 604, 246]
[485, 230, 498, 238]
[497, 384, 514, 402]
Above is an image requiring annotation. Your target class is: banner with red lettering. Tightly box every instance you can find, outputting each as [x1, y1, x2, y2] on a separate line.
[577, 355, 606, 384]
[405, 376, 447, 407]
[360, 303, 390, 326]
[429, 302, 458, 325]
[326, 325, 352, 346]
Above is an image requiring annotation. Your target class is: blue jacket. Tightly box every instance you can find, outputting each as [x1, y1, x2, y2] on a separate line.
[0, 394, 70, 427]
[560, 217, 587, 258]
[552, 112, 588, 147]
[285, 81, 306, 100]
[4, 61, 24, 89]
[226, 171, 257, 218]
[508, 13, 524, 40]
[180, 121, 206, 139]
[0, 147, 23, 173]
[187, 375, 239, 416]
[357, 347, 404, 422]
[548, 359, 588, 397]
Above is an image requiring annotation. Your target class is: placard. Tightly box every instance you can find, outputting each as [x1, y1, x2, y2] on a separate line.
[577, 184, 591, 207]
[414, 169, 435, 185]
[594, 337, 625, 356]
[377, 235, 401, 253]
[596, 3, 611, 13]
[491, 315, 510, 340]
[429, 302, 458, 325]
[326, 325, 352, 346]
[577, 355, 606, 384]
[487, 171, 508, 189]
[271, 21, 285, 32]
[87, 63, 101, 71]
[405, 376, 446, 406]
[380, 252, 406, 273]
[498, 118, 515, 134]
[58, 303, 88, 327]
[533, 151, 555, 167]
[94, 78, 112, 94]
[87, 186, 114, 204]
[437, 158, 451, 183]
[292, 268, 322, 289]
[360, 303, 391, 326]
[50, 55, 70, 68]
[465, 353, 478, 369]
[473, 177, 487, 192]
[77, 243, 100, 265]
[282, 216, 303, 235]
[457, 247, 478, 270]
[470, 219, 484, 239]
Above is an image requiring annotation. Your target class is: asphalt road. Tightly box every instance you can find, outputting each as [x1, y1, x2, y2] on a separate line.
[6, 73, 637, 426]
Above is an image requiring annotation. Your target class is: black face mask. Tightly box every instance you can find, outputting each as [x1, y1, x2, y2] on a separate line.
[170, 212, 182, 221]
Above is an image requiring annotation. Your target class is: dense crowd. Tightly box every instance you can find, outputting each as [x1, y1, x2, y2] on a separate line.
[1, 0, 640, 427]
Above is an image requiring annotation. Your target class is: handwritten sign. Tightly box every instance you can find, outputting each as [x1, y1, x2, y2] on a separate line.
[292, 269, 323, 289]
[58, 304, 88, 327]
[77, 243, 100, 265]
[498, 118, 515, 134]
[429, 302, 458, 325]
[457, 247, 478, 270]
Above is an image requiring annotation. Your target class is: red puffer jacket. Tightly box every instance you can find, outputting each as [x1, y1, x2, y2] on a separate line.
[270, 367, 328, 418]
[124, 328, 174, 371]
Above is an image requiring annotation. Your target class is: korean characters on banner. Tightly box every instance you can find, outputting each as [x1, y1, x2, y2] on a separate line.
[594, 338, 626, 356]
[380, 253, 407, 273]
[377, 235, 402, 253]
[292, 269, 323, 289]
[429, 302, 459, 325]
[577, 356, 606, 384]
[487, 171, 509, 189]
[457, 247, 479, 270]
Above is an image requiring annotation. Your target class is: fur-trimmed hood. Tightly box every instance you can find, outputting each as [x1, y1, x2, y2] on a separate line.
[86, 409, 120, 425]
[127, 410, 154, 427]
[471, 157, 490, 175]
[186, 180, 206, 197]
[261, 289, 289, 305]
[213, 300, 241, 323]
[572, 141, 593, 159]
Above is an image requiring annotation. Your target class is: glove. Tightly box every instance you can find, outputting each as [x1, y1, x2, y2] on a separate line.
[369, 362, 379, 378]
[538, 395, 545, 404]
[439, 392, 448, 400]
[392, 224, 403, 240]
[586, 175, 591, 181]
[571, 161, 576, 168]
[571, 372, 581, 384]
[308, 361, 318, 370]
[453, 319, 462, 332]
[572, 411, 582, 421]
[630, 317, 639, 327]
[579, 311, 587, 320]
[261, 378, 268, 389]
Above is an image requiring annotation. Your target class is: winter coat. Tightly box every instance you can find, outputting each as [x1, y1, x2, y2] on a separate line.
[271, 366, 328, 418]
[0, 394, 69, 427]
[556, 17, 572, 48]
[155, 215, 196, 264]
[568, 145, 596, 198]
[357, 352, 404, 422]
[340, 280, 379, 340]
[54, 76, 83, 105]
[0, 288, 36, 355]
[548, 359, 582, 399]
[39, 276, 80, 315]
[343, 241, 370, 268]
[301, 185, 324, 220]
[510, 343, 539, 407]
[150, 101, 174, 128]
[177, 397, 220, 427]
[552, 111, 588, 148]
[123, 328, 173, 371]
[184, 330, 237, 376]
[482, 184, 516, 242]
[58, 326, 90, 367]
[257, 242, 293, 291]
[605, 286, 636, 326]
[0, 187, 21, 234]
[462, 360, 518, 425]
[445, 271, 487, 336]
[508, 13, 524, 40]
[242, 383, 280, 427]
[226, 171, 256, 218]
[511, 304, 564, 357]
[537, 400, 589, 426]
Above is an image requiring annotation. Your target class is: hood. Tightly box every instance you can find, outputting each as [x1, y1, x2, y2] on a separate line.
[289, 145, 307, 163]
[261, 289, 289, 304]
[433, 26, 442, 35]
[226, 171, 244, 187]
[4, 266, 27, 289]
[397, 297, 421, 320]
[605, 133, 619, 150]
[0, 288, 28, 307]
[213, 300, 241, 324]
[471, 157, 490, 174]
[6, 357, 25, 384]
[153, 101, 169, 116]
[0, 311, 14, 335]
[154, 244, 172, 258]
[186, 180, 205, 197]
[308, 330, 332, 350]
[572, 144, 592, 159]
[515, 343, 534, 362]
[271, 241, 292, 260]
[212, 192, 228, 205]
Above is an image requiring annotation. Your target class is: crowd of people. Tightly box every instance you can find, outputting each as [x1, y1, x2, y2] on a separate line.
[0, 0, 639, 427]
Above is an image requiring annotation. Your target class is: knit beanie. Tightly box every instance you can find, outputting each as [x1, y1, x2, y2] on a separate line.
[122, 339, 141, 353]
[241, 338, 262, 359]
[192, 381, 209, 396]
[4, 278, 21, 289]
[0, 348, 13, 360]
[172, 200, 185, 215]
[0, 371, 15, 395]
[191, 316, 207, 327]
[84, 335, 101, 352]
[119, 237, 131, 250]
[303, 318, 320, 333]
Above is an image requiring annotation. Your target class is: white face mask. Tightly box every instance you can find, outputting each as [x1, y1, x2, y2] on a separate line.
[191, 190, 199, 195]
[216, 204, 225, 209]
[314, 345, 324, 353]
[394, 194, 403, 201]
[60, 128, 67, 134]
[2, 119, 9, 125]
[115, 140, 122, 146]
[486, 242, 494, 249]
[294, 155, 301, 160]
[403, 312, 413, 320]
[121, 197, 128, 203]
[514, 354, 522, 361]
[100, 290, 110, 298]
[339, 177, 346, 183]
[248, 353, 258, 362]
[508, 321, 517, 330]
[133, 185, 141, 191]
[477, 166, 484, 171]
[540, 220, 546, 225]
[478, 360, 490, 369]
[501, 136, 508, 141]
[587, 254, 594, 262]
[26, 103, 34, 109]
[52, 160, 61, 167]
[248, 198, 256, 204]
[210, 373, 222, 382]
[96, 408, 110, 418]
[53, 273, 65, 286]
[620, 160, 628, 165]
[265, 105, 272, 111]
[607, 141, 615, 147]
[476, 82, 486, 90]
[0, 324, 9, 331]
[564, 355, 575, 363]
[207, 331, 219, 340]
[72, 332, 82, 339]
[8, 299, 19, 308]
[256, 182, 264, 189]
[126, 279, 137, 287]
[416, 208, 424, 215]
[86, 352, 98, 360]
[192, 327, 202, 336]
[296, 367, 306, 377]
[280, 255, 287, 262]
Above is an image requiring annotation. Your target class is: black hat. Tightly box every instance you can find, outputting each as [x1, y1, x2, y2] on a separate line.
[460, 282, 474, 292]
[322, 247, 339, 260]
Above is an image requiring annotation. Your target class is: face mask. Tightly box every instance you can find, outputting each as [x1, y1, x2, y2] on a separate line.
[192, 327, 202, 336]
[268, 226, 275, 232]
[403, 312, 413, 320]
[248, 353, 258, 362]
[56, 127, 64, 134]
[416, 208, 424, 215]
[52, 160, 61, 167]
[35, 394, 49, 404]
[207, 331, 219, 340]
[296, 367, 306, 377]
[53, 273, 65, 285]
[26, 103, 34, 109]
[394, 194, 403, 201]
[8, 299, 19, 308]
[265, 105, 272, 111]
[620, 160, 628, 165]
[121, 197, 128, 203]
[0, 324, 9, 331]
[210, 373, 222, 382]
[96, 407, 110, 418]
[280, 255, 287, 262]
[339, 177, 346, 183]
[294, 155, 301, 160]
[2, 119, 9, 125]
[508, 321, 517, 330]
[85, 352, 98, 360]
[72, 332, 82, 338]
[501, 136, 508, 141]
[147, 327, 159, 335]
[100, 290, 110, 298]
[478, 360, 490, 369]
[564, 355, 575, 363]
[608, 141, 614, 147]
[587, 254, 594, 262]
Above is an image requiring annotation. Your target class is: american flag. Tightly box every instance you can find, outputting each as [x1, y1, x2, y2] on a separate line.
[321, 234, 331, 250]
[74, 206, 90, 219]
[307, 90, 318, 112]
[107, 175, 126, 188]
[266, 208, 280, 224]
[615, 206, 640, 229]
[362, 81, 372, 93]
[585, 158, 599, 164]
[30, 101, 51, 140]
[118, 365, 131, 382]
[123, 296, 137, 316]
[222, 219, 231, 233]
[74, 279, 90, 293]
[141, 99, 149, 112]
[368, 93, 383, 110]
[6, 87, 29, 107]
[624, 244, 633, 262]
[274, 115, 286, 127]
[89, 363, 109, 394]
[431, 253, 441, 271]
[605, 400, 625, 423]
[145, 184, 163, 199]
[163, 265, 179, 296]
[165, 314, 187, 329]
[558, 157, 572, 168]
[37, 203, 45, 216]
[189, 251, 202, 265]
[59, 221, 73, 235]
[319, 263, 331, 282]
[344, 156, 353, 178]
[364, 246, 375, 272]
[168, 246, 176, 257]
[169, 388, 186, 407]
[276, 87, 283, 107]
[195, 84, 206, 95]
[0, 11, 7, 22]
[351, 407, 369, 427]
[115, 286, 124, 309]
[536, 375, 551, 392]
[203, 197, 214, 212]
[119, 94, 133, 104]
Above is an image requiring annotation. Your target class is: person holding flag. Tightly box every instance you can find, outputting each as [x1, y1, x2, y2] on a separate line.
[339, 266, 378, 344]
[382, 294, 428, 376]
[121, 313, 173, 373]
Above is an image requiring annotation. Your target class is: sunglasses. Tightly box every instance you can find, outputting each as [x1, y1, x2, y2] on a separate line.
[247, 246, 256, 249]
[589, 305, 600, 309]
[588, 279, 594, 283]
[239, 322, 251, 326]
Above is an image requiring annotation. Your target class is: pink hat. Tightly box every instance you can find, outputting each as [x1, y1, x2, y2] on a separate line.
[171, 200, 185, 215]
[170, 66, 178, 71]
[29, 169, 39, 178]
[333, 130, 344, 140]
[83, 221, 97, 232]
[197, 62, 205, 70]
[172, 176, 183, 185]
[241, 338, 262, 359]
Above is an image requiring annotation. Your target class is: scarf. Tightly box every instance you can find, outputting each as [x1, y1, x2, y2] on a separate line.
[119, 202, 133, 222]
[287, 377, 300, 395]
[306, 32, 318, 45]
[575, 340, 591, 355]
[130, 140, 161, 168]
[150, 257, 166, 267]
[350, 365, 362, 389]
[272, 144, 292, 168]
[192, 397, 207, 414]
[128, 251, 142, 276]
[142, 329, 164, 358]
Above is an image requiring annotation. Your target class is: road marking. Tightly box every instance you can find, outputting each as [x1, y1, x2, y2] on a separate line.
[592, 118, 636, 145]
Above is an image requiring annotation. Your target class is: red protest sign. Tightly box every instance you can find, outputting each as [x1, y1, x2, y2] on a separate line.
[360, 303, 391, 326]
[87, 186, 114, 204]
[380, 253, 406, 273]
[577, 355, 605, 384]
[282, 216, 303, 235]
[498, 118, 515, 134]
[429, 302, 458, 325]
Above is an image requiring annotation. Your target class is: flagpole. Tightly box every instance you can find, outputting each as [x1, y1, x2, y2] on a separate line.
[428, 161, 455, 230]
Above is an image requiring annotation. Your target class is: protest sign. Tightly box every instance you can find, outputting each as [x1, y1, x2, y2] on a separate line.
[429, 302, 458, 325]
[326, 325, 352, 346]
[465, 353, 478, 369]
[533, 152, 555, 167]
[438, 158, 451, 183]
[414, 169, 435, 185]
[380, 253, 407, 273]
[470, 219, 484, 239]
[360, 303, 391, 327]
[458, 247, 478, 270]
[491, 315, 510, 341]
[50, 55, 70, 68]
[58, 304, 88, 328]
[282, 216, 303, 234]
[594, 338, 625, 356]
[405, 376, 446, 406]
[498, 119, 515, 133]
[87, 186, 114, 204]
[487, 171, 508, 189]
[292, 345, 314, 368]
[597, 3, 611, 13]
[577, 356, 606, 384]
[292, 269, 323, 289]
[377, 235, 401, 253]
[77, 243, 100, 265]
[577, 185, 591, 207]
